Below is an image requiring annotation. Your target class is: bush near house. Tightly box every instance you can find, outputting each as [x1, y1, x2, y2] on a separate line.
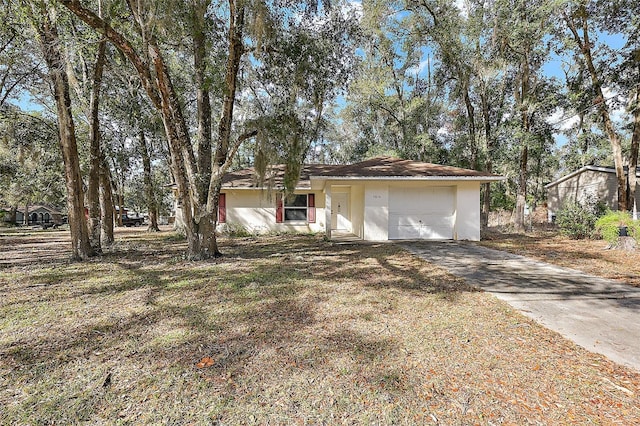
[556, 202, 598, 239]
[556, 197, 607, 239]
[595, 211, 640, 246]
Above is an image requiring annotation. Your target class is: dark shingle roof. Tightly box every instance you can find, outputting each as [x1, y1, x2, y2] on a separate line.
[315, 156, 496, 178]
[222, 156, 501, 189]
[222, 164, 337, 189]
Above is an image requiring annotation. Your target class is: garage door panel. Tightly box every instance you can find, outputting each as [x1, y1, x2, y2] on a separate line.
[389, 186, 455, 240]
[422, 216, 453, 227]
[389, 214, 431, 227]
[422, 226, 453, 240]
[392, 226, 420, 239]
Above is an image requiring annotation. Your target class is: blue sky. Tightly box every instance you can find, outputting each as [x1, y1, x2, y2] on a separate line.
[11, 2, 630, 154]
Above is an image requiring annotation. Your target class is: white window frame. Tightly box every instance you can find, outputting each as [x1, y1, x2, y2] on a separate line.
[284, 194, 308, 223]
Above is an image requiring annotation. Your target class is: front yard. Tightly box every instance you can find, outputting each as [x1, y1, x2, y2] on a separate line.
[1, 228, 639, 424]
[480, 228, 640, 287]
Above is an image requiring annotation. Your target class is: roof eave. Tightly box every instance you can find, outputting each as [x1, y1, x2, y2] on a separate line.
[310, 175, 505, 182]
[544, 165, 636, 188]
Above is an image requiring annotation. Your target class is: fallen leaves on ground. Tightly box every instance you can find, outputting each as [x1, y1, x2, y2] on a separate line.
[480, 228, 640, 287]
[196, 357, 215, 368]
[1, 227, 639, 424]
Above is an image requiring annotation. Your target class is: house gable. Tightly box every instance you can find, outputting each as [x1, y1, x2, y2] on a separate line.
[546, 166, 640, 215]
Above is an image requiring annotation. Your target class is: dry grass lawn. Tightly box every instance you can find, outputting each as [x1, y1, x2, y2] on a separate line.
[1, 227, 639, 424]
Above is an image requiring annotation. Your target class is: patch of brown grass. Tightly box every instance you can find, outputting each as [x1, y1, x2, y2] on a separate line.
[1, 229, 639, 424]
[480, 228, 640, 287]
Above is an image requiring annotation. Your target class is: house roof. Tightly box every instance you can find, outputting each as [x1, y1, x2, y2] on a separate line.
[222, 164, 336, 189]
[9, 205, 63, 215]
[545, 165, 640, 189]
[314, 156, 498, 179]
[222, 156, 503, 189]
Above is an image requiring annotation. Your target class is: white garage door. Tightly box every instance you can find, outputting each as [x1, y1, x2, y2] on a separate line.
[389, 187, 455, 239]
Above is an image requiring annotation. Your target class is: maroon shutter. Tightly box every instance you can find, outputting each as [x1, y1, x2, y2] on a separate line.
[308, 193, 315, 223]
[276, 193, 284, 223]
[218, 193, 226, 223]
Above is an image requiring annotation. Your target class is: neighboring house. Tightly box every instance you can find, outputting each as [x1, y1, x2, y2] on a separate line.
[545, 165, 640, 221]
[1, 205, 64, 226]
[173, 156, 503, 241]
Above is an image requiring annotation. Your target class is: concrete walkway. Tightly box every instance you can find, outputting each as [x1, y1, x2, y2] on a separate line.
[401, 241, 640, 372]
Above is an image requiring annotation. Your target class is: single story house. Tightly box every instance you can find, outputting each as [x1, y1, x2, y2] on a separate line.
[545, 165, 640, 221]
[1, 205, 64, 226]
[176, 156, 503, 241]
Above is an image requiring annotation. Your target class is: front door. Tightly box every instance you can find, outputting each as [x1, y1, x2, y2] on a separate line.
[331, 193, 350, 231]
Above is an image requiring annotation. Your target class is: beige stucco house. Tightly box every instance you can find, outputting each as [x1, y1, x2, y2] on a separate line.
[181, 157, 502, 241]
[545, 165, 640, 220]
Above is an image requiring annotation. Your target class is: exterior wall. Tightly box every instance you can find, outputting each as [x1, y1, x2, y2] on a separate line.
[6, 208, 63, 225]
[363, 183, 389, 241]
[454, 181, 481, 241]
[171, 179, 484, 241]
[222, 189, 325, 234]
[547, 169, 640, 218]
[359, 181, 480, 241]
[351, 185, 365, 238]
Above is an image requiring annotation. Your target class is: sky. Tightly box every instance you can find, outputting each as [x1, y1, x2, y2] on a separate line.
[9, 1, 631, 153]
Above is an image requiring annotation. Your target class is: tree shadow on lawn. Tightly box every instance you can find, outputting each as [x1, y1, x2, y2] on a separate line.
[4, 235, 640, 423]
[1, 234, 483, 422]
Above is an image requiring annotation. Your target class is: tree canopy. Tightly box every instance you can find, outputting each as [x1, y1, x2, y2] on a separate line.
[1, 0, 639, 258]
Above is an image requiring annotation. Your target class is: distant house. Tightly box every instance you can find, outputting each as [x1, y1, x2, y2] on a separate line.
[172, 156, 503, 241]
[545, 165, 640, 221]
[1, 205, 64, 226]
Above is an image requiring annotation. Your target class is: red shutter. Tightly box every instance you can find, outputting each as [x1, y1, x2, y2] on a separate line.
[276, 193, 284, 223]
[308, 193, 316, 223]
[218, 193, 226, 223]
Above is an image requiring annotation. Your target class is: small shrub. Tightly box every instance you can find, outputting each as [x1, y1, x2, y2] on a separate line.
[595, 211, 640, 245]
[556, 202, 598, 239]
[223, 222, 253, 238]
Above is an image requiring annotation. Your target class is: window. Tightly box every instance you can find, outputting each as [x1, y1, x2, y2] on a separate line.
[276, 193, 315, 223]
[284, 194, 308, 221]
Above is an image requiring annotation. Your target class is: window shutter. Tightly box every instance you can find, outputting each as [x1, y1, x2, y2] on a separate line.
[218, 194, 227, 223]
[218, 193, 226, 223]
[308, 193, 316, 223]
[276, 193, 284, 223]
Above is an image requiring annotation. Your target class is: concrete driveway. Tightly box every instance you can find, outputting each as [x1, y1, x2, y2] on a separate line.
[401, 241, 640, 372]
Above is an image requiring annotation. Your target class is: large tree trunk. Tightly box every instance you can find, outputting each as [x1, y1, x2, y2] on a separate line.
[87, 39, 107, 252]
[38, 10, 93, 260]
[59, 0, 256, 260]
[193, 1, 212, 203]
[565, 7, 627, 211]
[513, 144, 528, 232]
[138, 130, 159, 232]
[462, 78, 478, 170]
[513, 49, 531, 233]
[205, 1, 247, 257]
[99, 157, 115, 245]
[480, 90, 492, 229]
[191, 1, 215, 250]
[146, 41, 201, 257]
[630, 83, 640, 218]
[8, 206, 17, 225]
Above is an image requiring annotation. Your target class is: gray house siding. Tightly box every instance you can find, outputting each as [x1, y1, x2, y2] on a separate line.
[546, 166, 640, 220]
